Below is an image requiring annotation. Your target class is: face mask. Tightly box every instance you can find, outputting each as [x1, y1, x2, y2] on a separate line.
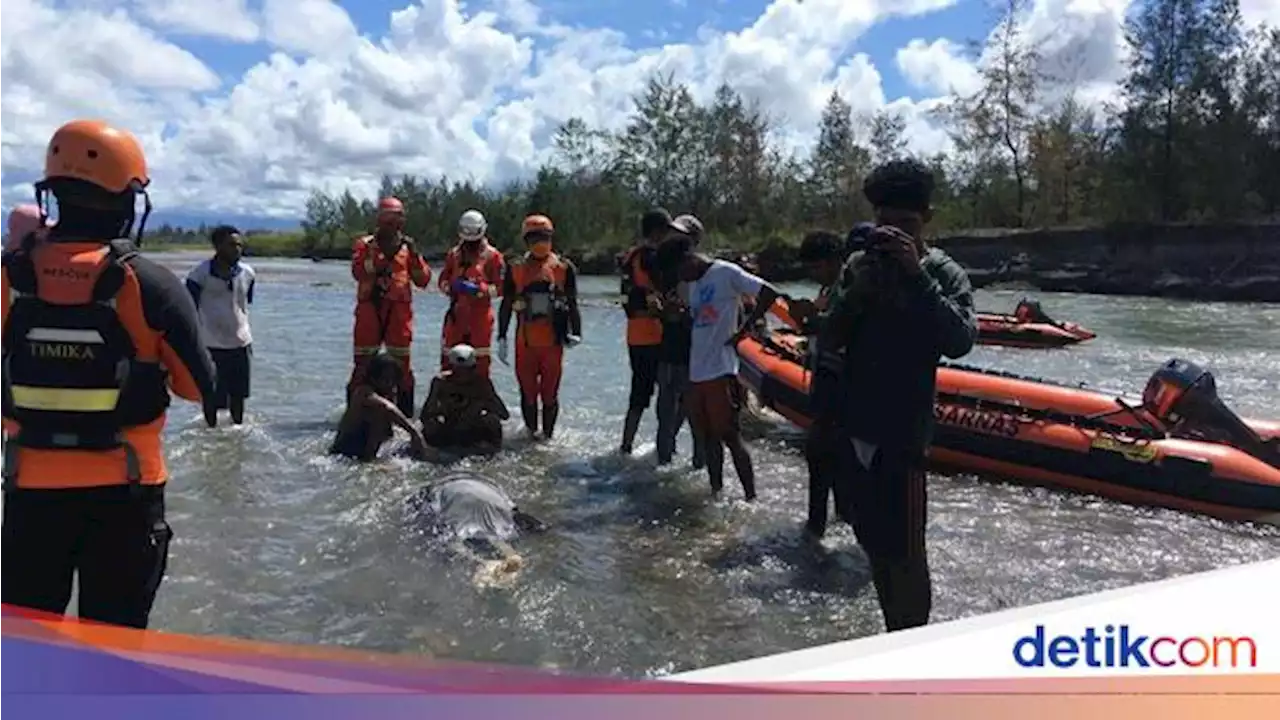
[529, 240, 552, 259]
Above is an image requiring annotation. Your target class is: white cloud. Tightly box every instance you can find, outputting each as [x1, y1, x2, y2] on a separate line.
[138, 0, 261, 42]
[1241, 0, 1280, 28]
[0, 0, 1150, 219]
[896, 38, 982, 97]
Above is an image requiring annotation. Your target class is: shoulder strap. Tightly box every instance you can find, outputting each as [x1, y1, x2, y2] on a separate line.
[93, 239, 137, 303]
[107, 238, 139, 262]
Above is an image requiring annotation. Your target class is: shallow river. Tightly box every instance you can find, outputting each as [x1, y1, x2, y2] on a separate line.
[47, 252, 1280, 676]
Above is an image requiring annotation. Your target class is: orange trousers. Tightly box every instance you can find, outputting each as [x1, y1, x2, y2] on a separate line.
[515, 343, 564, 405]
[439, 307, 494, 377]
[349, 300, 415, 408]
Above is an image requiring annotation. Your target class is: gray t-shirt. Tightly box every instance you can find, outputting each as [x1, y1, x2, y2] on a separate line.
[430, 474, 517, 540]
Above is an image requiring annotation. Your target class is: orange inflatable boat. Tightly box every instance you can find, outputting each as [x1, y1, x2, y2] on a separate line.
[976, 299, 1096, 348]
[736, 330, 1280, 524]
[976, 313, 1096, 348]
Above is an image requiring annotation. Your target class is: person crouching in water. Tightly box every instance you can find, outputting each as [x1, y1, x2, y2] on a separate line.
[815, 158, 978, 632]
[330, 352, 430, 461]
[185, 225, 256, 427]
[785, 230, 852, 540]
[496, 214, 582, 440]
[409, 471, 548, 576]
[419, 344, 509, 455]
[653, 228, 782, 501]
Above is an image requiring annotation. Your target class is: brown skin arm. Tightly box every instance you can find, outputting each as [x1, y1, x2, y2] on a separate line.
[727, 284, 782, 346]
[361, 388, 429, 454]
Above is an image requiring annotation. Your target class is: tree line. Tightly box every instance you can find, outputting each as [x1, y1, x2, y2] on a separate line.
[170, 0, 1280, 260]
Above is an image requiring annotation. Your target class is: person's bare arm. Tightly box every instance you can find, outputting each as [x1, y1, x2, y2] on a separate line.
[363, 391, 424, 439]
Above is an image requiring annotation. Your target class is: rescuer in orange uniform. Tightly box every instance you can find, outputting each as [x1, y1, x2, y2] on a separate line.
[437, 209, 504, 377]
[616, 208, 670, 454]
[349, 197, 432, 417]
[1, 119, 216, 629]
[496, 214, 582, 440]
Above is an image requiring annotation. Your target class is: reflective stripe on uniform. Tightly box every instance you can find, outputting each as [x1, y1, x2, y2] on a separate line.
[354, 345, 382, 356]
[10, 386, 121, 412]
[26, 327, 106, 343]
[385, 346, 411, 357]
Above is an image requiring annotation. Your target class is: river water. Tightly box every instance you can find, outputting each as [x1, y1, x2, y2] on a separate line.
[51, 253, 1280, 675]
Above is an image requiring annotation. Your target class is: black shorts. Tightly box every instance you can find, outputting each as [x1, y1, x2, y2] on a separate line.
[209, 345, 252, 405]
[627, 344, 662, 410]
[835, 441, 928, 562]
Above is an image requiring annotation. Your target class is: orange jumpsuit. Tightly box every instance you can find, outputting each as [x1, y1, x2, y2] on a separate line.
[349, 233, 432, 414]
[437, 240, 504, 377]
[507, 254, 573, 405]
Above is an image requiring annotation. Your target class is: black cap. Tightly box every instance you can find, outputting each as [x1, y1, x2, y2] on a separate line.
[846, 222, 876, 252]
[640, 207, 674, 238]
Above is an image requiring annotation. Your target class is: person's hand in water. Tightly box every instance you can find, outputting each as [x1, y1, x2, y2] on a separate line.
[409, 428, 431, 460]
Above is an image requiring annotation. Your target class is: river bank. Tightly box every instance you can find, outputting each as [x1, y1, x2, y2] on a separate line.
[148, 222, 1280, 302]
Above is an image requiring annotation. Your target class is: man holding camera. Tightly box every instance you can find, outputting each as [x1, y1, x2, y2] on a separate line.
[815, 159, 978, 632]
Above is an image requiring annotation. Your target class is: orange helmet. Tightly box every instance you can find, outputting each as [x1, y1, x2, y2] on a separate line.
[43, 120, 149, 194]
[521, 214, 554, 235]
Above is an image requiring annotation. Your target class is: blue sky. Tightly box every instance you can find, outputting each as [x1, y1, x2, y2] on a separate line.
[7, 0, 1008, 228]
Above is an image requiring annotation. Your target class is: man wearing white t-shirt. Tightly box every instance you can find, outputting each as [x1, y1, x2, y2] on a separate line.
[186, 225, 256, 427]
[653, 229, 781, 501]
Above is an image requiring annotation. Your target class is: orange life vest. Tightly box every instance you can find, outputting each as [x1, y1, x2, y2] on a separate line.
[2, 240, 173, 489]
[355, 234, 423, 304]
[441, 242, 503, 310]
[621, 247, 662, 346]
[511, 254, 569, 348]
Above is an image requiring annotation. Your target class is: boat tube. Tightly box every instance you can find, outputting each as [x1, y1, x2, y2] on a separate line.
[736, 329, 1280, 524]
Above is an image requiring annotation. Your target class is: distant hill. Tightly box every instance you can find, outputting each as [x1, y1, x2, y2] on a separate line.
[145, 211, 302, 231]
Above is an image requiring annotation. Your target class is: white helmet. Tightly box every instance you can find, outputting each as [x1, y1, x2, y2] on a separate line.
[446, 344, 477, 369]
[458, 209, 487, 241]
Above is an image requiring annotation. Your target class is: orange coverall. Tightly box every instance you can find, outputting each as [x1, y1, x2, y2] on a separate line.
[508, 254, 571, 407]
[349, 233, 432, 415]
[437, 240, 505, 377]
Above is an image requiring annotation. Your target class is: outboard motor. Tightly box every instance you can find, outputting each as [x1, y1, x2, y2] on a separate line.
[1142, 359, 1278, 465]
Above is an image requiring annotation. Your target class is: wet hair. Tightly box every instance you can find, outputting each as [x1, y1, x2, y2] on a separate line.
[863, 158, 935, 213]
[797, 230, 846, 263]
[654, 232, 694, 278]
[366, 353, 402, 387]
[211, 224, 241, 246]
[640, 207, 674, 239]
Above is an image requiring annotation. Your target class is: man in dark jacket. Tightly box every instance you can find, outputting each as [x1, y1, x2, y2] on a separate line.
[816, 158, 977, 632]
